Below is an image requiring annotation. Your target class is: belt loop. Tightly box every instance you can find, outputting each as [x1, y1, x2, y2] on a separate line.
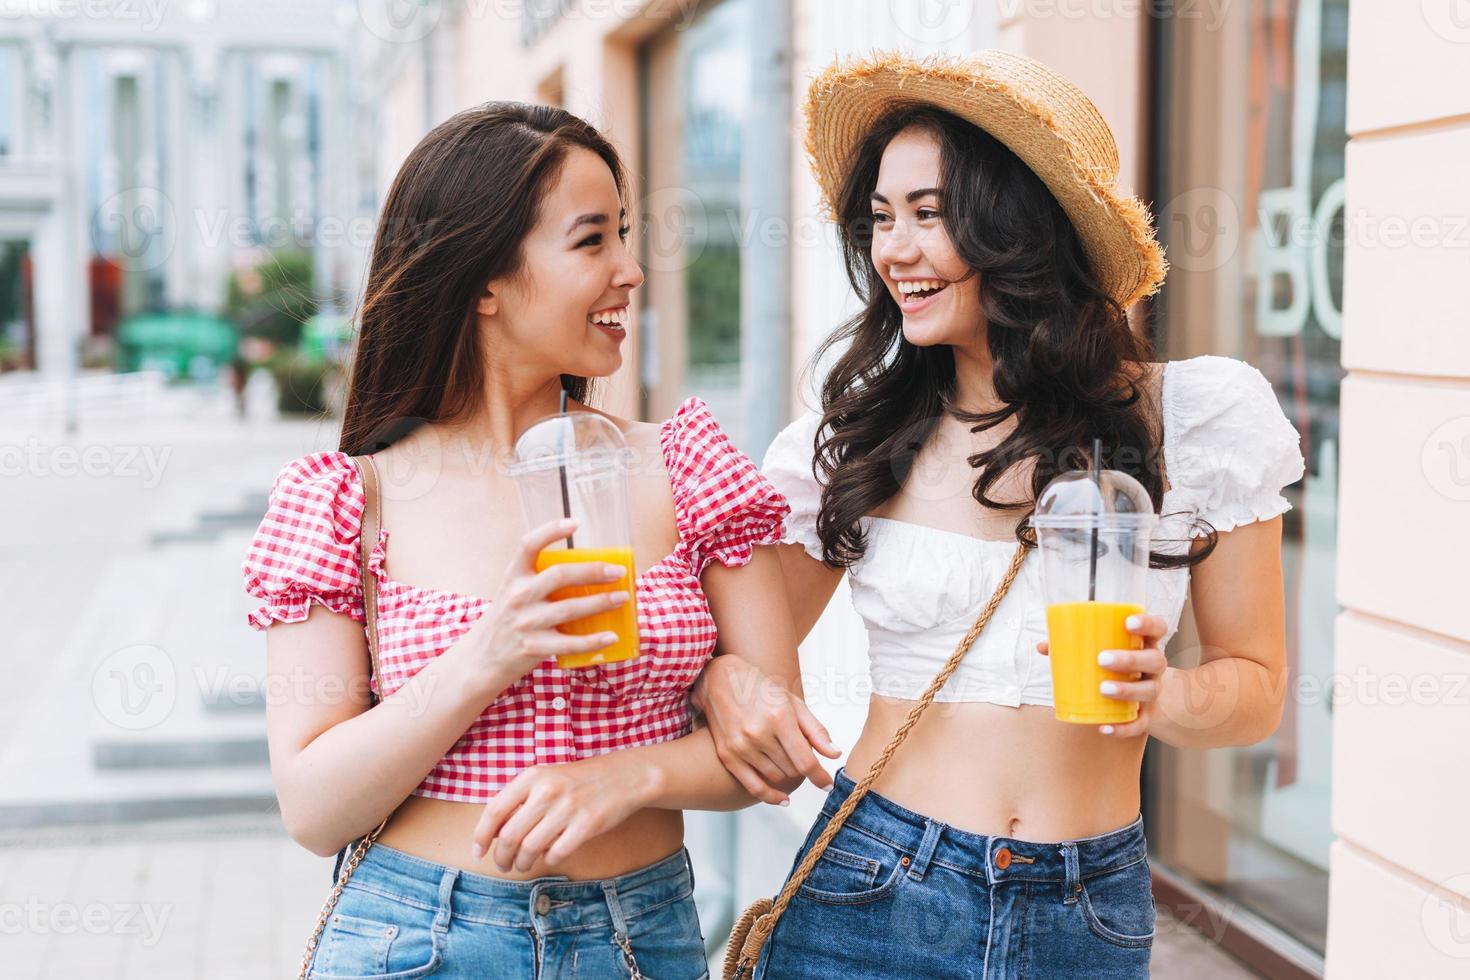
[1061, 843, 1081, 906]
[601, 880, 631, 942]
[683, 846, 696, 892]
[908, 819, 943, 881]
[433, 868, 459, 933]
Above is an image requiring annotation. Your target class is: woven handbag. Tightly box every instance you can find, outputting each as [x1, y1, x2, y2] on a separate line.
[296, 454, 395, 980]
[723, 542, 1028, 980]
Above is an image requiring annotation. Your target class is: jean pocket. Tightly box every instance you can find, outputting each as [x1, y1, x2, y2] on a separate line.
[1078, 858, 1156, 950]
[310, 907, 442, 979]
[796, 825, 906, 906]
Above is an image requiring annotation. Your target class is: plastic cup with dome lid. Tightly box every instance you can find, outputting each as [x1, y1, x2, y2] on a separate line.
[506, 392, 640, 670]
[1027, 441, 1158, 724]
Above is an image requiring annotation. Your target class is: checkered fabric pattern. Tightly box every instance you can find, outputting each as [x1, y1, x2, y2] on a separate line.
[241, 396, 789, 801]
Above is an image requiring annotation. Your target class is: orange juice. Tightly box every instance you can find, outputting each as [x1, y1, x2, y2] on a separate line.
[535, 546, 639, 669]
[1044, 601, 1144, 724]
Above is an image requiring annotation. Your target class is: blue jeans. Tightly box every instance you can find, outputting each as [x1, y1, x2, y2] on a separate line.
[753, 768, 1155, 979]
[308, 841, 708, 979]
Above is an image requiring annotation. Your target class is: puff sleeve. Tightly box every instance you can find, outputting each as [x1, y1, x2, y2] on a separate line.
[663, 397, 791, 576]
[1166, 356, 1307, 537]
[241, 451, 368, 629]
[760, 408, 826, 562]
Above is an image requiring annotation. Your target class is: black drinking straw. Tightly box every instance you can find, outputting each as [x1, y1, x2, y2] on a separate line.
[558, 389, 575, 549]
[1088, 437, 1102, 602]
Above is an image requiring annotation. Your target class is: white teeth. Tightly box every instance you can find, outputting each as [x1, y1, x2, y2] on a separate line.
[590, 308, 629, 327]
[897, 279, 945, 295]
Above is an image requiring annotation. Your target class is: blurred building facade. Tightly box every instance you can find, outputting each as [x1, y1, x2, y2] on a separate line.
[355, 1, 1470, 977]
[0, 1, 358, 379]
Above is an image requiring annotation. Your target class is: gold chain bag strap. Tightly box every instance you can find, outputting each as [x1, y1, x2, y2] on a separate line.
[723, 542, 1029, 980]
[297, 455, 394, 980]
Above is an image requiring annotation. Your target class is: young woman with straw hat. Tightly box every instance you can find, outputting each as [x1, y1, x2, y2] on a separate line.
[694, 51, 1305, 978]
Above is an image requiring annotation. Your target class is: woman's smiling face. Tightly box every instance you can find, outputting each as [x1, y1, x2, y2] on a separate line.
[869, 125, 986, 352]
[481, 146, 646, 380]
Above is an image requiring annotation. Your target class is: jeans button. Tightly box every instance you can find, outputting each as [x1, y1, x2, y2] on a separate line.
[994, 847, 1012, 870]
[535, 894, 552, 915]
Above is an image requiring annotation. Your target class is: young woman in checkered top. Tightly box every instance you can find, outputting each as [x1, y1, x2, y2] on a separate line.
[242, 103, 836, 979]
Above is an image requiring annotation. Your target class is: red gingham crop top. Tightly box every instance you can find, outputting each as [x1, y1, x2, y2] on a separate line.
[241, 396, 790, 802]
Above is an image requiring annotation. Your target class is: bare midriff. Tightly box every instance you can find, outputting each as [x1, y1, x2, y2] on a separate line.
[376, 797, 685, 881]
[844, 695, 1147, 843]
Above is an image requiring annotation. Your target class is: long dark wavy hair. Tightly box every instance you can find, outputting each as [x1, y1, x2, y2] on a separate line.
[808, 105, 1214, 571]
[337, 102, 627, 456]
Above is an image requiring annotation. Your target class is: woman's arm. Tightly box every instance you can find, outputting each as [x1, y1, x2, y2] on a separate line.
[1150, 516, 1290, 748]
[267, 520, 631, 856]
[471, 546, 841, 871]
[688, 542, 846, 797]
[267, 606, 519, 857]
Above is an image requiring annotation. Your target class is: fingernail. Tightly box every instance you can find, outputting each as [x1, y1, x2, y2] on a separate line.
[1125, 615, 1142, 630]
[607, 590, 629, 604]
[1100, 681, 1120, 695]
[601, 632, 619, 644]
[561, 518, 577, 529]
[1097, 651, 1115, 667]
[1100, 725, 1115, 735]
[779, 798, 790, 807]
[603, 564, 625, 579]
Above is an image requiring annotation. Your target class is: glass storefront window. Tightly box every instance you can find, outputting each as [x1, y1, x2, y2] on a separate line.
[639, 0, 752, 443]
[1147, 0, 1347, 963]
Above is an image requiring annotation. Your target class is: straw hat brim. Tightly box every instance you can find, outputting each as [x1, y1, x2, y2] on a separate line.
[803, 52, 1168, 308]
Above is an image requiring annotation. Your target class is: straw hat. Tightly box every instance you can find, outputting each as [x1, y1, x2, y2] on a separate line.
[804, 50, 1168, 308]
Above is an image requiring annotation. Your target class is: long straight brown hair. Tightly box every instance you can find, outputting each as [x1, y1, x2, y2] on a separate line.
[337, 102, 629, 456]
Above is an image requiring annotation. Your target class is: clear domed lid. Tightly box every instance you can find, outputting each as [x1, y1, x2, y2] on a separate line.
[1028, 468, 1157, 530]
[507, 411, 633, 477]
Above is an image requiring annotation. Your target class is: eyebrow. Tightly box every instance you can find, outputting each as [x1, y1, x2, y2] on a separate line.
[870, 188, 942, 204]
[566, 213, 607, 235]
[565, 208, 629, 236]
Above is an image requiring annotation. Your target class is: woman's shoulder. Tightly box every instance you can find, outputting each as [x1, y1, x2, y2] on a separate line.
[1161, 355, 1293, 441]
[1160, 355, 1306, 530]
[649, 395, 790, 574]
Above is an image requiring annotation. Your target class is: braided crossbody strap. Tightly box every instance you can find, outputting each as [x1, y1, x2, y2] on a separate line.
[296, 455, 393, 980]
[729, 542, 1029, 977]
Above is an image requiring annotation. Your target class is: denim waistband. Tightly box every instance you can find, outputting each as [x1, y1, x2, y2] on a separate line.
[821, 767, 1147, 889]
[344, 840, 694, 932]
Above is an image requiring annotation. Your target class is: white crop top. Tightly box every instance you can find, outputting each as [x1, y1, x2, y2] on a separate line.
[760, 355, 1307, 705]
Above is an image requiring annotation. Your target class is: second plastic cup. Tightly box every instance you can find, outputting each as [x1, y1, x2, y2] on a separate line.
[508, 410, 641, 670]
[1029, 467, 1158, 725]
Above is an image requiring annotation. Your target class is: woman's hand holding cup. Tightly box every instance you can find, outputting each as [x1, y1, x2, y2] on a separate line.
[453, 518, 628, 698]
